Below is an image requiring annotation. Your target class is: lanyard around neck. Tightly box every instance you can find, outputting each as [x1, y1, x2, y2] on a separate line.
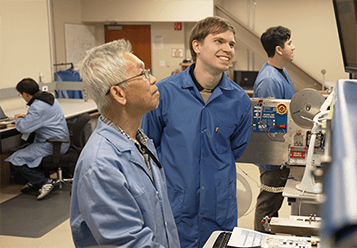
[135, 142, 162, 169]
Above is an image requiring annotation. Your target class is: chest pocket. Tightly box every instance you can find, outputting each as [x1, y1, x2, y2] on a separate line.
[214, 124, 235, 154]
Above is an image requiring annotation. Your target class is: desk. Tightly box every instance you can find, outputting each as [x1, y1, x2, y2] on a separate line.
[4, 98, 97, 121]
[245, 90, 253, 97]
[0, 99, 98, 153]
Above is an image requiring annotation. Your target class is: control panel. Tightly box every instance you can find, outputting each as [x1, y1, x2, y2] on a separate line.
[237, 95, 325, 166]
[252, 101, 288, 134]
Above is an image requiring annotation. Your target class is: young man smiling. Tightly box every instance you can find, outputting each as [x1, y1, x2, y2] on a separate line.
[142, 16, 252, 248]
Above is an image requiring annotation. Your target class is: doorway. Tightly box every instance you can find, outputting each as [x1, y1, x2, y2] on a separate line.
[105, 25, 152, 71]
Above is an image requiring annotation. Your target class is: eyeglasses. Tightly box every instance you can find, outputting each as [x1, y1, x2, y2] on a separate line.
[105, 69, 151, 95]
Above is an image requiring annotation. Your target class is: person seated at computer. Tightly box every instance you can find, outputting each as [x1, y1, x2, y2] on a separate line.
[5, 78, 70, 200]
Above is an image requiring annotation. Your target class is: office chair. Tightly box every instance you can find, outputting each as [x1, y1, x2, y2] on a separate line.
[67, 113, 92, 154]
[39, 113, 92, 189]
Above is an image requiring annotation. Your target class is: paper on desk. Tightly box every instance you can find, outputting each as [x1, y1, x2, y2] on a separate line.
[227, 227, 267, 247]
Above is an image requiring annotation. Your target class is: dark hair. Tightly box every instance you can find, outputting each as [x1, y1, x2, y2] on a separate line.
[189, 16, 235, 62]
[16, 78, 40, 95]
[261, 26, 291, 58]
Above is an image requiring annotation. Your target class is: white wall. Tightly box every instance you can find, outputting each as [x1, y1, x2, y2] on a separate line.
[149, 22, 197, 81]
[51, 0, 82, 67]
[151, 23, 186, 81]
[51, 0, 204, 82]
[80, 0, 214, 23]
[0, 0, 51, 110]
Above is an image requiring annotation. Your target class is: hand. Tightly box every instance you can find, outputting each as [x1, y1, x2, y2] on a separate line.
[15, 114, 26, 119]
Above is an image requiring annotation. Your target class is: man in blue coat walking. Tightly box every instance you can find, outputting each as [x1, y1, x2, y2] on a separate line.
[253, 26, 296, 233]
[142, 16, 252, 247]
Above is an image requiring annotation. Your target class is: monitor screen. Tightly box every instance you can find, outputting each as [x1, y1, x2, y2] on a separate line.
[0, 106, 6, 119]
[333, 0, 357, 74]
[233, 71, 259, 90]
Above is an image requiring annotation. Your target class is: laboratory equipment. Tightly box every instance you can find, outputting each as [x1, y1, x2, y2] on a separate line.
[237, 89, 325, 169]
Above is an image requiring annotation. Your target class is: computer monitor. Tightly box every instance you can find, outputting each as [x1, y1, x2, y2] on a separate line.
[0, 106, 7, 120]
[333, 0, 357, 76]
[233, 71, 259, 90]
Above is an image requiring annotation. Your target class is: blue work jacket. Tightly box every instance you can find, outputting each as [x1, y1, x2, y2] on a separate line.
[70, 118, 180, 248]
[141, 64, 252, 247]
[253, 62, 295, 99]
[54, 69, 83, 99]
[5, 98, 69, 168]
[253, 62, 295, 171]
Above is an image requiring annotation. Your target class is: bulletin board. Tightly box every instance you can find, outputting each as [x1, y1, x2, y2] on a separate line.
[64, 23, 95, 68]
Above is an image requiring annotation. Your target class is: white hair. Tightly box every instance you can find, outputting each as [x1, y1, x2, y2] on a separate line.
[78, 39, 132, 114]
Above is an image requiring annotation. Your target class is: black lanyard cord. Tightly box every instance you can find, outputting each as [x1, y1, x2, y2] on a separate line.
[135, 143, 162, 169]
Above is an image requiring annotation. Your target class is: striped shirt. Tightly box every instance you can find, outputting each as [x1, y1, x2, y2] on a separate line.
[101, 115, 153, 179]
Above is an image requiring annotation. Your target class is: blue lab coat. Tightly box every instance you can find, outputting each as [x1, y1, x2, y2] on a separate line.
[70, 118, 180, 248]
[6, 97, 69, 168]
[141, 64, 252, 247]
[54, 68, 83, 99]
[253, 62, 295, 171]
[253, 62, 295, 100]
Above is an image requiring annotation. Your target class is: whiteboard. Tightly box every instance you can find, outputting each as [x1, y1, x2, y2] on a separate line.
[65, 23, 95, 68]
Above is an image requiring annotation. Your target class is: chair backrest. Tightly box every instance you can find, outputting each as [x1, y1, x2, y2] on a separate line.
[71, 113, 92, 149]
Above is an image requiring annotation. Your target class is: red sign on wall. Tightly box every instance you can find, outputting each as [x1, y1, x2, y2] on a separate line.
[174, 22, 182, 31]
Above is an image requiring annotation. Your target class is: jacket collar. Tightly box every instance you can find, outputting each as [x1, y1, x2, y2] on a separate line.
[96, 117, 156, 155]
[182, 64, 235, 92]
[27, 91, 55, 106]
[96, 118, 159, 179]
